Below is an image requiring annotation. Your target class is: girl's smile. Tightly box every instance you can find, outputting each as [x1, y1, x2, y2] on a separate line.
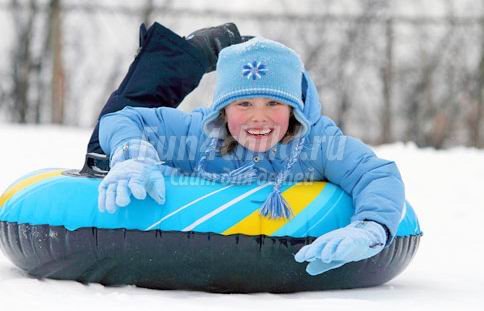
[224, 97, 291, 152]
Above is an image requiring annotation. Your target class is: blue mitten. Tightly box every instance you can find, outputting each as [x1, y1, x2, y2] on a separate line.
[98, 139, 165, 213]
[294, 220, 387, 276]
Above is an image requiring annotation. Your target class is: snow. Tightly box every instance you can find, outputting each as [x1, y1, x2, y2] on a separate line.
[0, 124, 483, 310]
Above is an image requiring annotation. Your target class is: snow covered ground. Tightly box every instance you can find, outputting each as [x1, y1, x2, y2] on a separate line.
[0, 123, 483, 310]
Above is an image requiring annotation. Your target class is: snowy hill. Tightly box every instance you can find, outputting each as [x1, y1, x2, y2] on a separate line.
[0, 124, 483, 310]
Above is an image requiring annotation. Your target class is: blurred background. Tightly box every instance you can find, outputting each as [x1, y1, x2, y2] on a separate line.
[1, 2, 484, 307]
[0, 0, 483, 148]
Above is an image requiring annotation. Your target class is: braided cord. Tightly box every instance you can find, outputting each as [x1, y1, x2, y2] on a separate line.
[273, 136, 306, 189]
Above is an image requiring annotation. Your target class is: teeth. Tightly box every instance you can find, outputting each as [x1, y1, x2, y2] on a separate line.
[247, 129, 272, 135]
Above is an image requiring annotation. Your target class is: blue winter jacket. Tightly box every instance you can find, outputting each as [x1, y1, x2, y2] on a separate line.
[99, 73, 405, 240]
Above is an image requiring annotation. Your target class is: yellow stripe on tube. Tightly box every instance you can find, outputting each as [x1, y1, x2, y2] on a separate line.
[0, 169, 65, 207]
[223, 182, 327, 236]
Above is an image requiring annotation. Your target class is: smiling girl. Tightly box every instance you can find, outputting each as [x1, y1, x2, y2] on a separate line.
[98, 38, 405, 276]
[222, 98, 294, 154]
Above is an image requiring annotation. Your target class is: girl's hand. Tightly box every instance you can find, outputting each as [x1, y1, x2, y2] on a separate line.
[294, 220, 387, 276]
[98, 139, 165, 213]
[98, 159, 165, 213]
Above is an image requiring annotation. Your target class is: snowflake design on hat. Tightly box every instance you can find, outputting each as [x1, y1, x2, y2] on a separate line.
[242, 61, 268, 80]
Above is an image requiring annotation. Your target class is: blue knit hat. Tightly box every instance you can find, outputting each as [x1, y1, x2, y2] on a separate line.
[197, 38, 309, 219]
[202, 37, 310, 138]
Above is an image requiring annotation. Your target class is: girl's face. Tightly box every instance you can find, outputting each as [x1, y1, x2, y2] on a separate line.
[224, 97, 291, 152]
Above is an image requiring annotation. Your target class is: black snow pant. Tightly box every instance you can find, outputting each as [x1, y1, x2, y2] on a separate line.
[86, 22, 208, 156]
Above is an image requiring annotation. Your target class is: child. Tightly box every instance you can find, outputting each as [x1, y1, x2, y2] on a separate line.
[98, 38, 405, 276]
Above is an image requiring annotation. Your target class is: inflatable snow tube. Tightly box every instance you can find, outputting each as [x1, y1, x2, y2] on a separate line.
[0, 168, 421, 293]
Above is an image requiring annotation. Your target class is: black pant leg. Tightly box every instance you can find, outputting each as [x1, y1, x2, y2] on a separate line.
[87, 22, 208, 154]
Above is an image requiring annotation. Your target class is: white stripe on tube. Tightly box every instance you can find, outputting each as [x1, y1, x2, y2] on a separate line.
[144, 185, 233, 231]
[182, 183, 272, 232]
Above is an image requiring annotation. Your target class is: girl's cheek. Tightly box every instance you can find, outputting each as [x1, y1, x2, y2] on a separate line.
[227, 120, 243, 138]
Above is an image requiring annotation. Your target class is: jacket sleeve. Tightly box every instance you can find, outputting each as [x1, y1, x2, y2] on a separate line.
[315, 116, 405, 242]
[99, 106, 204, 169]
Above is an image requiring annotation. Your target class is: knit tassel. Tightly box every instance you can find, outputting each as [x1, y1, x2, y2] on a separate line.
[259, 136, 306, 220]
[259, 187, 293, 219]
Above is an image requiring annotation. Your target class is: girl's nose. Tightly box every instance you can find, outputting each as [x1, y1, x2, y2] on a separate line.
[251, 106, 270, 122]
[250, 107, 269, 123]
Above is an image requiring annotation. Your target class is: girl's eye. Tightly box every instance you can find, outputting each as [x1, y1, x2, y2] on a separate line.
[237, 101, 251, 107]
[267, 101, 281, 107]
